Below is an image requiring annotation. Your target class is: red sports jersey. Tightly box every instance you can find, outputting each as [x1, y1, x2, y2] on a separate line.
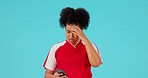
[43, 40, 102, 78]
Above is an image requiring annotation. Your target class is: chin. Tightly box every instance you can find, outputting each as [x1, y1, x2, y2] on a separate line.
[68, 40, 74, 44]
[69, 41, 74, 44]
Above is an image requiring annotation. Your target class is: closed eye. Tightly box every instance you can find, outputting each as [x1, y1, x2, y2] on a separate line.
[66, 30, 71, 33]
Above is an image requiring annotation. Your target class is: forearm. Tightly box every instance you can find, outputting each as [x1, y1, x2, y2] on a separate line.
[44, 73, 56, 78]
[44, 69, 56, 78]
[71, 26, 102, 67]
[82, 37, 102, 67]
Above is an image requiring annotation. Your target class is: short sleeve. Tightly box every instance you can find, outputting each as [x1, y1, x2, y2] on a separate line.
[43, 45, 57, 71]
[92, 43, 103, 63]
[43, 41, 66, 71]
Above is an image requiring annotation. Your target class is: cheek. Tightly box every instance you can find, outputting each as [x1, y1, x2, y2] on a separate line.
[66, 33, 71, 38]
[74, 34, 79, 39]
[66, 33, 68, 37]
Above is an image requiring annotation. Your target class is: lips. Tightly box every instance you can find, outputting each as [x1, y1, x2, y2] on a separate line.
[68, 39, 74, 42]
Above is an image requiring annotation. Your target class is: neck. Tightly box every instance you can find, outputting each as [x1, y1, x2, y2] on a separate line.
[67, 38, 80, 47]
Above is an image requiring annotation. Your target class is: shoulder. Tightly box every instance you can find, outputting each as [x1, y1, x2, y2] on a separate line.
[51, 40, 66, 50]
[91, 43, 99, 50]
[91, 43, 97, 47]
[48, 40, 66, 54]
[81, 41, 97, 47]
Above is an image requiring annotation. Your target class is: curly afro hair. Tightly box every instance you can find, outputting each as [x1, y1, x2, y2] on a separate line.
[59, 7, 90, 30]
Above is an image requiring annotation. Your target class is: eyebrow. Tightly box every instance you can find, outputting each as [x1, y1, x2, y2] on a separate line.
[66, 30, 70, 32]
[66, 28, 70, 31]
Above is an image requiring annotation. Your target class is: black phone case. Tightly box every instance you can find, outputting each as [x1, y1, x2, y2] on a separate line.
[55, 69, 66, 77]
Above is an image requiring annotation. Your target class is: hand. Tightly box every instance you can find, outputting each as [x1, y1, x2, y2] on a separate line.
[70, 26, 87, 41]
[54, 72, 68, 78]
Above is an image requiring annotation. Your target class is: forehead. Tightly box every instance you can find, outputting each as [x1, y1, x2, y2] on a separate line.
[65, 24, 79, 30]
[66, 25, 72, 30]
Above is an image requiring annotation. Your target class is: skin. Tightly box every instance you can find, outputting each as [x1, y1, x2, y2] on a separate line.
[44, 69, 67, 78]
[65, 24, 80, 46]
[65, 24, 102, 67]
[44, 24, 102, 78]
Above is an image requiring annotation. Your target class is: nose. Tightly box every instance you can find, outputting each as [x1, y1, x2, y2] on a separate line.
[69, 32, 74, 38]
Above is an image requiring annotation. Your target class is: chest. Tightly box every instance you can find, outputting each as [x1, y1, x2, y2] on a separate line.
[55, 45, 88, 65]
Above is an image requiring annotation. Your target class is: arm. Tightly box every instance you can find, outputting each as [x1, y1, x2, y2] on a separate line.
[44, 69, 55, 78]
[82, 37, 102, 67]
[71, 26, 102, 67]
[43, 45, 68, 78]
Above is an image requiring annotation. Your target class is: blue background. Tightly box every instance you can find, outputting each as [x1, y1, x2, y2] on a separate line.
[0, 0, 148, 78]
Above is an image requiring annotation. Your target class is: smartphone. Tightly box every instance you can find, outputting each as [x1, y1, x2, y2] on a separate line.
[55, 69, 66, 77]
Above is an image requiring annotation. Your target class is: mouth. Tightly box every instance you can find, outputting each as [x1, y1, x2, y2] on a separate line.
[68, 39, 74, 42]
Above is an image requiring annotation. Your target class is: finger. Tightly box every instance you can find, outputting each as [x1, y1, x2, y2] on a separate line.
[72, 32, 80, 38]
[54, 72, 58, 75]
[60, 75, 68, 78]
[59, 73, 64, 76]
[54, 72, 61, 77]
[70, 27, 77, 32]
[72, 30, 77, 34]
[73, 26, 79, 30]
[73, 28, 77, 32]
[74, 26, 81, 30]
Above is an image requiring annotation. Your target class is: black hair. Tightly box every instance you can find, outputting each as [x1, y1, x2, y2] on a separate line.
[59, 7, 90, 30]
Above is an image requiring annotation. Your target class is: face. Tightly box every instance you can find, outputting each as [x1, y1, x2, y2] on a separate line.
[65, 24, 79, 45]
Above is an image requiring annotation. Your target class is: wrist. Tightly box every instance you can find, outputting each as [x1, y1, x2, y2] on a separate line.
[82, 37, 89, 43]
[52, 75, 57, 78]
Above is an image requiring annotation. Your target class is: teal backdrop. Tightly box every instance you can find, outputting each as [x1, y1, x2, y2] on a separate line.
[0, 0, 148, 78]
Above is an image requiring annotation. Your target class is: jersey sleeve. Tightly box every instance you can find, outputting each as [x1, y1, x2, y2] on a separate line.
[92, 43, 103, 63]
[43, 45, 57, 71]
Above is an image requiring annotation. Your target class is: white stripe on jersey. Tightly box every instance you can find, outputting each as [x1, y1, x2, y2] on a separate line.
[43, 41, 66, 71]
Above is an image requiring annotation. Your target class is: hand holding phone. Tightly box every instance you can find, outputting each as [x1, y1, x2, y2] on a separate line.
[54, 69, 67, 77]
